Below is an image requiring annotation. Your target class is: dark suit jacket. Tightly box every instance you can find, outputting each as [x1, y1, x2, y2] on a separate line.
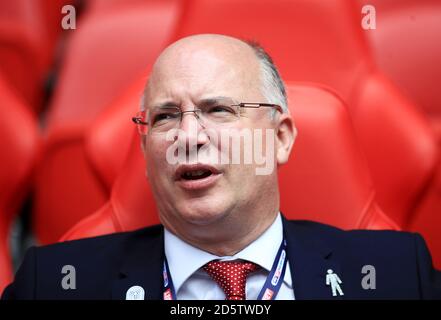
[2, 217, 441, 299]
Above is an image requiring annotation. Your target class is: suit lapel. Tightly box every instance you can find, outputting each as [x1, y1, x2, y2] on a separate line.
[111, 227, 165, 300]
[282, 216, 345, 300]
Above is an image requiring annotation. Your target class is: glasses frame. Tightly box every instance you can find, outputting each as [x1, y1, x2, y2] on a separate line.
[132, 102, 283, 134]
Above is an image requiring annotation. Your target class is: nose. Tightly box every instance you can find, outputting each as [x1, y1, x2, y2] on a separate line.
[176, 110, 210, 156]
[180, 110, 205, 131]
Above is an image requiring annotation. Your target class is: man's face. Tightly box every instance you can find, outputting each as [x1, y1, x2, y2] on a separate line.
[141, 36, 294, 238]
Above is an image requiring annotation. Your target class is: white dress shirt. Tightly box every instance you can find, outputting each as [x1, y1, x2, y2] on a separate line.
[164, 213, 295, 300]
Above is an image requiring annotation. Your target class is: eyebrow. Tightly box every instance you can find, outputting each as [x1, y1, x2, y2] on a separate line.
[152, 101, 180, 109]
[198, 96, 238, 106]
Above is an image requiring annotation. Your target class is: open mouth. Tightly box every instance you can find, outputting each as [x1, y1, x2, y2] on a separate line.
[181, 169, 213, 180]
[175, 164, 222, 190]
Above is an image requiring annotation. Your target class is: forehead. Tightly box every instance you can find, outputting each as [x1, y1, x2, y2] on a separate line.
[144, 39, 262, 107]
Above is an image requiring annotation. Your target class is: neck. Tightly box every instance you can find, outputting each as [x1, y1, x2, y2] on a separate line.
[164, 210, 279, 256]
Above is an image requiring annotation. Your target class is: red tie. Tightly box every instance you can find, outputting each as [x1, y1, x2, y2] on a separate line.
[203, 260, 260, 300]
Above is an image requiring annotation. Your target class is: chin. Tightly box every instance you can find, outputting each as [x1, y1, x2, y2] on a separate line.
[176, 197, 232, 226]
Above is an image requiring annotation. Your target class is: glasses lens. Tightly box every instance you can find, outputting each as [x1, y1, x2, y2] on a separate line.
[200, 103, 239, 124]
[149, 107, 181, 132]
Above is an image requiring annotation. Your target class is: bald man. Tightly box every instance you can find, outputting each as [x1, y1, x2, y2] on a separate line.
[3, 35, 441, 300]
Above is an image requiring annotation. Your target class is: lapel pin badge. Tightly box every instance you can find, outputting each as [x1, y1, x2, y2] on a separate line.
[325, 269, 344, 297]
[126, 285, 145, 300]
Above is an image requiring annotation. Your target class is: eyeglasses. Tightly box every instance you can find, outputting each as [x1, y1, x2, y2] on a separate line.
[132, 100, 283, 134]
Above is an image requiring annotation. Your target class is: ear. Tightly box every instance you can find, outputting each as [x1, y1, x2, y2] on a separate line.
[140, 135, 149, 178]
[276, 113, 296, 165]
[140, 135, 147, 158]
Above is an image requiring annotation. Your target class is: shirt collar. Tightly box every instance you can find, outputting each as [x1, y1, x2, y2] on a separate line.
[164, 212, 292, 294]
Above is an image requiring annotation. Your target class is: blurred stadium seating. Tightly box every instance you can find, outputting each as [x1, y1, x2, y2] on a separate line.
[359, 0, 441, 266]
[0, 0, 71, 110]
[361, 0, 441, 141]
[0, 74, 40, 294]
[1, 0, 440, 295]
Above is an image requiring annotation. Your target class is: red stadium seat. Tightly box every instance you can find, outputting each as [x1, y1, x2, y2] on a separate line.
[61, 83, 399, 244]
[0, 0, 64, 109]
[0, 75, 40, 294]
[40, 0, 77, 46]
[85, 0, 159, 12]
[84, 77, 146, 189]
[34, 1, 181, 244]
[361, 0, 441, 142]
[170, 0, 441, 267]
[360, 2, 441, 255]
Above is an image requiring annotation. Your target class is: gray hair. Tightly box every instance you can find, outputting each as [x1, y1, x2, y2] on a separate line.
[245, 40, 288, 114]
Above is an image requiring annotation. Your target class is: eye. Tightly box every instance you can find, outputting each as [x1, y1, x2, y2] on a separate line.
[152, 111, 179, 125]
[208, 105, 235, 114]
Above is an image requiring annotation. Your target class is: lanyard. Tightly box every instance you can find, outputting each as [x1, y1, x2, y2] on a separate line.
[162, 237, 288, 300]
